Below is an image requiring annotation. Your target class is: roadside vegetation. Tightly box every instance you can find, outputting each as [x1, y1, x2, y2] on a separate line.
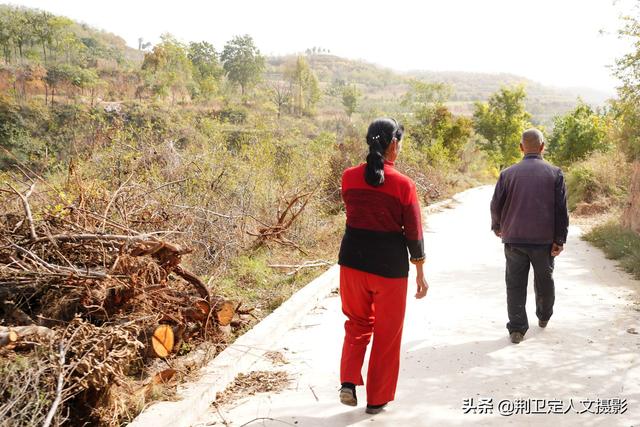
[584, 222, 640, 279]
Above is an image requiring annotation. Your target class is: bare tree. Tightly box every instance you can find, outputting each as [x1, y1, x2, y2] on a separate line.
[267, 80, 291, 119]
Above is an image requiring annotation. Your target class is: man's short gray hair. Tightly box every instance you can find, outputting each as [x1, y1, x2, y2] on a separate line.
[521, 128, 544, 149]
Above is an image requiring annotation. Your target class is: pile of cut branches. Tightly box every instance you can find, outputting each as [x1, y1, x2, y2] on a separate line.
[0, 183, 243, 426]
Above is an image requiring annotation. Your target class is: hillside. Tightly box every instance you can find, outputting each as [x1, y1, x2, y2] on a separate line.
[406, 70, 611, 104]
[266, 54, 610, 126]
[0, 4, 142, 67]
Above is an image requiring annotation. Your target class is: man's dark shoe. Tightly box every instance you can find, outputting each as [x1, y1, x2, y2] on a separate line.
[510, 332, 524, 344]
[539, 320, 549, 328]
[365, 403, 387, 414]
[339, 383, 357, 406]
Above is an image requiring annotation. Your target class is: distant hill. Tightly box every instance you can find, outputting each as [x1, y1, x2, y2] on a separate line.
[406, 70, 611, 125]
[267, 55, 612, 126]
[405, 70, 611, 105]
[68, 21, 144, 65]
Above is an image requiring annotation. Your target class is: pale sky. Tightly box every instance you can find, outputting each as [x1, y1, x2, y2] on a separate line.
[6, 0, 636, 94]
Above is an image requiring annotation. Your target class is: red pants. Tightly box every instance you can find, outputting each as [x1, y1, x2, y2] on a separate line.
[339, 265, 408, 405]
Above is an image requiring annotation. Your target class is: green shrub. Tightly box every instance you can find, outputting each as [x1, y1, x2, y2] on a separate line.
[0, 95, 51, 169]
[567, 165, 599, 210]
[218, 105, 248, 124]
[565, 152, 630, 211]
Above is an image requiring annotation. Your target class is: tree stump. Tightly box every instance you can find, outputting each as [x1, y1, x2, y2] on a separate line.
[216, 301, 236, 326]
[0, 330, 18, 348]
[144, 325, 174, 358]
[0, 325, 55, 349]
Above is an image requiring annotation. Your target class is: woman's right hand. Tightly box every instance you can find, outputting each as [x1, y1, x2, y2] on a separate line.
[415, 274, 429, 299]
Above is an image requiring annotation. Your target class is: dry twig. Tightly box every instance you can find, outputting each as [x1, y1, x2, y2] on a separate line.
[42, 342, 66, 427]
[7, 182, 37, 240]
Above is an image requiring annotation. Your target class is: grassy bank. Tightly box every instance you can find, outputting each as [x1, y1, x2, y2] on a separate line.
[584, 221, 640, 280]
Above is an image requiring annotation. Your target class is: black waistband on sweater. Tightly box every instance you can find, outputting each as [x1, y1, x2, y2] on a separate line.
[338, 225, 409, 278]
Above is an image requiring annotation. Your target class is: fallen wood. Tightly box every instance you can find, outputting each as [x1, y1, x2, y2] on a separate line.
[146, 325, 174, 358]
[0, 178, 253, 426]
[29, 233, 162, 246]
[0, 325, 56, 348]
[248, 190, 315, 255]
[9, 243, 110, 278]
[0, 330, 18, 347]
[184, 299, 210, 323]
[216, 301, 236, 327]
[0, 176, 258, 426]
[42, 342, 66, 427]
[174, 265, 211, 303]
[129, 239, 193, 259]
[8, 183, 37, 240]
[100, 176, 133, 233]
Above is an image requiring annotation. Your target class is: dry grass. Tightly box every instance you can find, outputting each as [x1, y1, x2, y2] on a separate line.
[263, 350, 288, 365]
[215, 371, 290, 406]
[566, 151, 631, 212]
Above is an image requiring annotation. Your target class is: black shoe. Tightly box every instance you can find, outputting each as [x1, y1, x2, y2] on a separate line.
[339, 383, 357, 406]
[365, 403, 388, 414]
[510, 332, 524, 344]
[539, 320, 549, 328]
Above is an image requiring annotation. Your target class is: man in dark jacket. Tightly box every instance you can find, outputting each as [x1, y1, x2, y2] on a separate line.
[490, 128, 569, 344]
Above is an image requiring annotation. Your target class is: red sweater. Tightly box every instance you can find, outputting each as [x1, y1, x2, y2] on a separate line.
[338, 160, 425, 278]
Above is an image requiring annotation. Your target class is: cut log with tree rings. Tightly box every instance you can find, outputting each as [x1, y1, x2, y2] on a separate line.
[0, 330, 18, 348]
[183, 299, 210, 323]
[194, 299, 210, 317]
[150, 325, 174, 358]
[0, 325, 55, 349]
[216, 301, 236, 326]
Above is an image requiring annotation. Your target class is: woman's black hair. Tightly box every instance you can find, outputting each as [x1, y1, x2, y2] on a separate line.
[364, 117, 404, 187]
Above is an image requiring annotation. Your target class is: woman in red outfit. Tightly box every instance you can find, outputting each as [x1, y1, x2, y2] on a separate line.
[338, 117, 429, 414]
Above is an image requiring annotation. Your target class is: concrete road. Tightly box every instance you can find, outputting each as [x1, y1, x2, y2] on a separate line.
[195, 186, 640, 427]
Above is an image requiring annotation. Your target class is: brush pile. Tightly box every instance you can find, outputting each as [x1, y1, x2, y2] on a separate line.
[0, 183, 241, 426]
